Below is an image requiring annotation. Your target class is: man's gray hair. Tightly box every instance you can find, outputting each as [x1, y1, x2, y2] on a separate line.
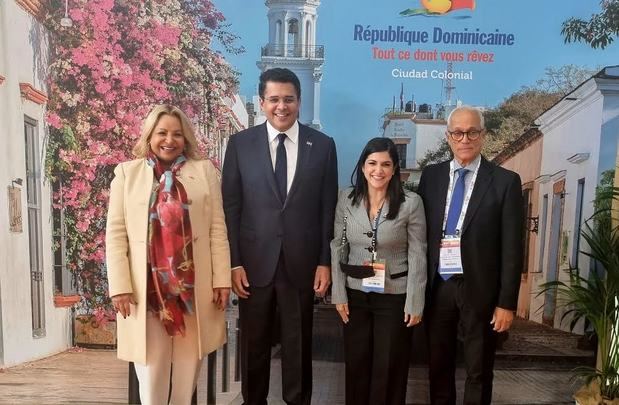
[446, 105, 485, 129]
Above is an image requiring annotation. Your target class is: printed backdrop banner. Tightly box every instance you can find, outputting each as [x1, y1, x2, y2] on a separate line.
[213, 0, 618, 182]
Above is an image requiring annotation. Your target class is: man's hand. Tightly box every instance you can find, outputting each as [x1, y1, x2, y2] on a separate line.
[213, 288, 231, 310]
[231, 267, 250, 299]
[336, 303, 349, 324]
[491, 307, 515, 332]
[313, 265, 331, 297]
[404, 313, 422, 327]
[111, 293, 136, 319]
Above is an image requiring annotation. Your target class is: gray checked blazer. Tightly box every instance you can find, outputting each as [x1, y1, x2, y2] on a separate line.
[330, 188, 427, 315]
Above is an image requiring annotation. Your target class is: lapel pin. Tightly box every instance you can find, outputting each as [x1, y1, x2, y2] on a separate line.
[306, 141, 312, 147]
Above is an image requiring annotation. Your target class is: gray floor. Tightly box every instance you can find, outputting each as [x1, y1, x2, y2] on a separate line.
[227, 308, 586, 404]
[0, 306, 588, 404]
[228, 358, 579, 404]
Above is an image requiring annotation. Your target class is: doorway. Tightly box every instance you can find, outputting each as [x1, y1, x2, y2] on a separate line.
[542, 179, 565, 326]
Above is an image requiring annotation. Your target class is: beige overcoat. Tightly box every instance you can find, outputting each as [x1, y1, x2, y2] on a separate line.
[105, 158, 231, 365]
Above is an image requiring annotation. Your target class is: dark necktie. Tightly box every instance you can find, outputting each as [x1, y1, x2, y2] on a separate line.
[444, 168, 469, 236]
[275, 133, 288, 201]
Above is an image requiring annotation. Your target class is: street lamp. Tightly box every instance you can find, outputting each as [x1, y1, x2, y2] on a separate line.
[60, 0, 73, 28]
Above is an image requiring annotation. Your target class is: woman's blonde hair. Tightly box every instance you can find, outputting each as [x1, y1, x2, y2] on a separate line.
[132, 104, 201, 160]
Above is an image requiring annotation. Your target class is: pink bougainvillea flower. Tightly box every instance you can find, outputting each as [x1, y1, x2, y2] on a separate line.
[45, 0, 242, 315]
[46, 112, 62, 129]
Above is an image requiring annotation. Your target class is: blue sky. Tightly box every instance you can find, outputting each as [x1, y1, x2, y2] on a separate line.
[212, 0, 619, 183]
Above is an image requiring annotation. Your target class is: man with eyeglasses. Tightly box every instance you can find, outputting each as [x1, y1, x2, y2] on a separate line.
[222, 68, 338, 405]
[417, 105, 523, 405]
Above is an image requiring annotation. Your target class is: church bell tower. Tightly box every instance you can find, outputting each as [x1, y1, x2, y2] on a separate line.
[257, 0, 324, 130]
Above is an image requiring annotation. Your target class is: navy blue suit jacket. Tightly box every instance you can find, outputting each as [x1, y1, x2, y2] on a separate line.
[222, 122, 338, 289]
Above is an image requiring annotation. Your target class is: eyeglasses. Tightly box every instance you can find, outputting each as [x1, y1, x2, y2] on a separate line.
[447, 129, 484, 142]
[263, 96, 298, 105]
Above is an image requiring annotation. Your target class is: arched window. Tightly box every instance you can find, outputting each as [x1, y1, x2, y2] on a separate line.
[287, 19, 299, 56]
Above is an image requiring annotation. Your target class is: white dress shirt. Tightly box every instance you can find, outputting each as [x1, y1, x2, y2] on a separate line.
[266, 120, 299, 193]
[450, 154, 482, 196]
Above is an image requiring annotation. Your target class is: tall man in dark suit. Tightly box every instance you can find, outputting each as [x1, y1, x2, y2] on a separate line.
[222, 68, 338, 405]
[417, 106, 523, 405]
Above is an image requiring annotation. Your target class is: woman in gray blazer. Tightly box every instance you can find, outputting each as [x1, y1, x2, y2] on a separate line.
[331, 137, 427, 405]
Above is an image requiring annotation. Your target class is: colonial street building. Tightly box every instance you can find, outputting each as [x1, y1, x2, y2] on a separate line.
[382, 105, 447, 183]
[0, 1, 249, 368]
[0, 0, 75, 367]
[209, 94, 249, 167]
[492, 128, 543, 321]
[495, 66, 619, 333]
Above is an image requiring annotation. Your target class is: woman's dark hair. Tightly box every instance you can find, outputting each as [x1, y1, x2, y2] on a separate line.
[348, 137, 405, 220]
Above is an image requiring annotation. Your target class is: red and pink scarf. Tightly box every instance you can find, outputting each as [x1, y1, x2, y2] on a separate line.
[146, 152, 195, 336]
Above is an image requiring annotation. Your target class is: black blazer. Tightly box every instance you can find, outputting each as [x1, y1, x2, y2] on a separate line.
[222, 122, 338, 289]
[417, 157, 523, 317]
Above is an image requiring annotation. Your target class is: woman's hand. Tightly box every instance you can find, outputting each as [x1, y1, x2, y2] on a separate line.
[213, 287, 231, 311]
[404, 313, 422, 327]
[336, 303, 350, 324]
[112, 293, 136, 319]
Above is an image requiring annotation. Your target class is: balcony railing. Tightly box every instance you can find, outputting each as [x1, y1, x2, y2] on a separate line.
[261, 44, 324, 59]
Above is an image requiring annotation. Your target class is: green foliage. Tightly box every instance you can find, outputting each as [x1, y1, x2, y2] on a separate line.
[419, 65, 597, 164]
[44, 126, 77, 180]
[482, 88, 561, 157]
[418, 139, 451, 168]
[562, 0, 619, 49]
[534, 65, 599, 96]
[403, 180, 418, 193]
[539, 184, 619, 399]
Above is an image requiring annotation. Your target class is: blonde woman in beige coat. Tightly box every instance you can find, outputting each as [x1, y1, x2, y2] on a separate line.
[106, 105, 231, 405]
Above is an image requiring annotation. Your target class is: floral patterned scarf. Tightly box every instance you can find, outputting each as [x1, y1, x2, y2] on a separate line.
[146, 152, 195, 336]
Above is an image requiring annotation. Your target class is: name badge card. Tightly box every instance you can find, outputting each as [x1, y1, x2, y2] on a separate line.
[439, 237, 463, 276]
[361, 259, 386, 293]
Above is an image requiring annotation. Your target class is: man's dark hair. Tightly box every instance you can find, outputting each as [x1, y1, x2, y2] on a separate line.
[258, 68, 301, 99]
[348, 137, 405, 220]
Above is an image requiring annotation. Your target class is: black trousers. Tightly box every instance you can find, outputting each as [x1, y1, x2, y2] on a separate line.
[343, 288, 412, 405]
[239, 256, 314, 405]
[426, 276, 497, 405]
